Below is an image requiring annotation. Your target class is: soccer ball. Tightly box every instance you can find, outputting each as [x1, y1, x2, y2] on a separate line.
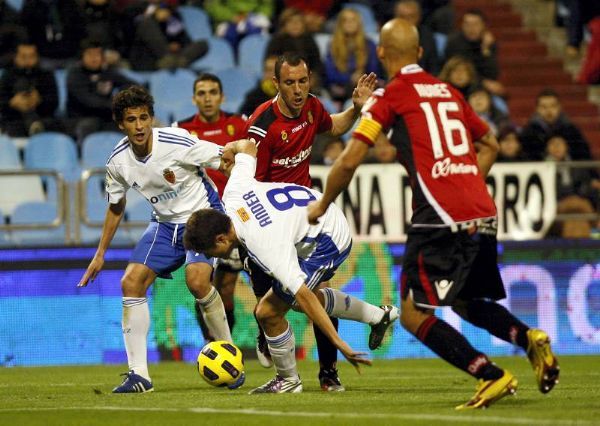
[197, 340, 245, 389]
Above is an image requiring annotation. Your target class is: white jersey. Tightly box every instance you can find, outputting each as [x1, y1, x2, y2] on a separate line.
[223, 153, 351, 296]
[105, 127, 223, 223]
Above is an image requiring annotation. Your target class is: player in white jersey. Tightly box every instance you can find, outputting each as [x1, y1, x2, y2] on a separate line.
[183, 139, 399, 394]
[77, 86, 237, 393]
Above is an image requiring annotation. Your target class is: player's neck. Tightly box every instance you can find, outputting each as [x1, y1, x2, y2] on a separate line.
[198, 111, 221, 124]
[130, 134, 153, 158]
[276, 96, 301, 118]
[386, 58, 418, 78]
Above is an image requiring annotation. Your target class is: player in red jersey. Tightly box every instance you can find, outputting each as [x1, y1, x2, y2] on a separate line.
[245, 52, 379, 391]
[174, 73, 247, 338]
[308, 19, 559, 409]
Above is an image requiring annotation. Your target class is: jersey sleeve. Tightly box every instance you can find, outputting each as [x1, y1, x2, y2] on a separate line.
[352, 88, 394, 146]
[245, 118, 271, 182]
[175, 128, 224, 169]
[223, 153, 257, 201]
[105, 164, 129, 204]
[314, 97, 333, 133]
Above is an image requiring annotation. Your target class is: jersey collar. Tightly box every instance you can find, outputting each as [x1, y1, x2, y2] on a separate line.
[399, 64, 423, 74]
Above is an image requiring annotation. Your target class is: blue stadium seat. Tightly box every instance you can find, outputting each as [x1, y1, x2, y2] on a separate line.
[314, 33, 331, 61]
[0, 207, 11, 247]
[24, 132, 80, 182]
[216, 67, 257, 113]
[343, 3, 378, 34]
[79, 197, 133, 246]
[238, 33, 270, 78]
[172, 102, 198, 124]
[0, 136, 21, 170]
[5, 0, 23, 12]
[119, 69, 153, 86]
[125, 196, 153, 243]
[150, 69, 197, 125]
[318, 96, 339, 114]
[178, 5, 212, 41]
[54, 69, 68, 118]
[190, 37, 235, 72]
[11, 201, 66, 246]
[81, 131, 124, 169]
[433, 32, 448, 57]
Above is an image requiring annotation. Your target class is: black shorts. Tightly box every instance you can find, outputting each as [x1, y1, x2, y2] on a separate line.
[400, 226, 506, 308]
[236, 246, 275, 298]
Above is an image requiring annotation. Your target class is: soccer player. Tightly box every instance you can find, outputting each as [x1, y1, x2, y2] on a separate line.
[183, 138, 399, 394]
[245, 52, 378, 391]
[174, 73, 247, 338]
[78, 85, 234, 393]
[307, 19, 560, 409]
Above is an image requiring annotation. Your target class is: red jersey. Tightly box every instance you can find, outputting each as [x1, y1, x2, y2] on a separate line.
[245, 94, 332, 186]
[174, 111, 246, 196]
[353, 64, 496, 226]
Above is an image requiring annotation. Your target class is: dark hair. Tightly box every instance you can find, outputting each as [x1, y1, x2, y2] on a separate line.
[80, 38, 103, 54]
[536, 88, 559, 102]
[274, 52, 308, 80]
[112, 85, 154, 123]
[193, 73, 223, 94]
[183, 209, 232, 253]
[463, 8, 487, 22]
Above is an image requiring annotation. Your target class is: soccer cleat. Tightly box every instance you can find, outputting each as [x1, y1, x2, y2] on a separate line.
[112, 370, 154, 394]
[526, 328, 560, 394]
[455, 370, 517, 410]
[319, 368, 345, 392]
[368, 305, 400, 350]
[248, 375, 303, 394]
[256, 330, 274, 368]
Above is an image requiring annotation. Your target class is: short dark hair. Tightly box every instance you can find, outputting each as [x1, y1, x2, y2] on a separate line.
[183, 209, 232, 253]
[112, 85, 154, 123]
[80, 38, 103, 54]
[536, 88, 559, 103]
[193, 73, 223, 94]
[463, 8, 486, 22]
[274, 52, 308, 81]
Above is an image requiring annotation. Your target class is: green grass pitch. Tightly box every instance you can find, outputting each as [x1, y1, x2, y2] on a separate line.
[1, 356, 599, 425]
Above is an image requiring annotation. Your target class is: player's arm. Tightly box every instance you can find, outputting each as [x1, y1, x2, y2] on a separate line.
[473, 131, 499, 178]
[328, 73, 378, 137]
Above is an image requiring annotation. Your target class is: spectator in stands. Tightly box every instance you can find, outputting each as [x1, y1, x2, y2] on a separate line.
[324, 8, 381, 102]
[520, 89, 592, 161]
[21, 0, 86, 68]
[0, 0, 27, 69]
[129, 3, 208, 71]
[496, 124, 528, 162]
[322, 138, 345, 165]
[545, 134, 599, 238]
[444, 9, 505, 97]
[239, 54, 278, 117]
[394, 0, 440, 74]
[0, 42, 59, 137]
[66, 39, 136, 143]
[265, 8, 323, 89]
[420, 0, 454, 34]
[205, 0, 274, 28]
[467, 86, 509, 136]
[82, 0, 127, 67]
[564, 0, 600, 59]
[438, 56, 479, 97]
[576, 15, 600, 84]
[212, 2, 272, 53]
[282, 0, 335, 33]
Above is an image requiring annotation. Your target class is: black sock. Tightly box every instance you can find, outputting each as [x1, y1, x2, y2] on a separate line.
[415, 316, 503, 380]
[315, 316, 339, 370]
[225, 307, 235, 333]
[461, 299, 529, 350]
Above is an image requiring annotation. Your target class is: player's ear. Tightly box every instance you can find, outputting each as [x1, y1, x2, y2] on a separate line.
[417, 46, 423, 61]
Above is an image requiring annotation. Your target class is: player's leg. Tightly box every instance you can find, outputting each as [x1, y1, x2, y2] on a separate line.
[193, 267, 238, 340]
[249, 289, 301, 394]
[312, 282, 342, 391]
[185, 259, 232, 343]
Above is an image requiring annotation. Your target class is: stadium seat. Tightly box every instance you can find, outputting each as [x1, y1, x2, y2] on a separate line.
[24, 132, 80, 183]
[319, 96, 339, 114]
[150, 69, 197, 125]
[119, 69, 153, 86]
[433, 32, 448, 57]
[190, 37, 235, 72]
[79, 197, 133, 246]
[172, 102, 198, 123]
[238, 33, 270, 78]
[178, 5, 212, 41]
[125, 195, 153, 243]
[314, 33, 332, 61]
[0, 136, 21, 170]
[11, 201, 66, 246]
[0, 207, 12, 247]
[81, 131, 124, 169]
[343, 3, 378, 34]
[5, 0, 23, 12]
[216, 67, 257, 113]
[54, 69, 68, 118]
[0, 175, 46, 217]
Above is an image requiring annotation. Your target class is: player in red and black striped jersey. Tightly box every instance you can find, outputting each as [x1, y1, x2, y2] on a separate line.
[173, 73, 247, 342]
[308, 19, 559, 408]
[244, 52, 378, 391]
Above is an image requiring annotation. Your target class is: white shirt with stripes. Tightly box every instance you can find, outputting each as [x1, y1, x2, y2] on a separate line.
[105, 127, 223, 223]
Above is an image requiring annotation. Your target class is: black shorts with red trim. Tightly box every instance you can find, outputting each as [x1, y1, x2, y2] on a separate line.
[400, 226, 506, 307]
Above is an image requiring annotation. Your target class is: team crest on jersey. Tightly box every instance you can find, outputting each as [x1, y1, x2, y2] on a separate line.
[307, 110, 313, 124]
[226, 124, 235, 136]
[236, 207, 250, 222]
[163, 168, 176, 184]
[281, 130, 288, 141]
[190, 131, 198, 137]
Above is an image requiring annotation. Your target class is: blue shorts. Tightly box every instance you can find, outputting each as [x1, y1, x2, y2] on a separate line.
[130, 221, 214, 279]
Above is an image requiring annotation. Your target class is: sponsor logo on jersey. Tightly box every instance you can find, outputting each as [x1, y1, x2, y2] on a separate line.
[242, 190, 272, 227]
[431, 158, 478, 179]
[307, 110, 313, 124]
[202, 129, 222, 136]
[434, 279, 453, 300]
[132, 182, 140, 190]
[236, 207, 250, 222]
[163, 168, 176, 184]
[291, 120, 308, 134]
[272, 146, 312, 168]
[149, 186, 182, 204]
[227, 124, 235, 136]
[281, 130, 288, 141]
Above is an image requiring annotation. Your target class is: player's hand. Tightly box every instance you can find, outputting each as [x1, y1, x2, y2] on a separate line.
[77, 255, 104, 287]
[307, 200, 327, 225]
[351, 72, 378, 110]
[338, 341, 372, 373]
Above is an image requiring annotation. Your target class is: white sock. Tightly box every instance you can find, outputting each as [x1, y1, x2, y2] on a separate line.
[196, 287, 232, 342]
[122, 297, 150, 381]
[320, 288, 384, 325]
[265, 323, 299, 381]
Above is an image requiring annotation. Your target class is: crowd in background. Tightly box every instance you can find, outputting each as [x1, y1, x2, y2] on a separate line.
[0, 0, 598, 237]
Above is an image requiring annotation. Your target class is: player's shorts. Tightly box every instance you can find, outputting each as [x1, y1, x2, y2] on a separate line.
[130, 221, 214, 279]
[245, 236, 352, 306]
[400, 225, 505, 308]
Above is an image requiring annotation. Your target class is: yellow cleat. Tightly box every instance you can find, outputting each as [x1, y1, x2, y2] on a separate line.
[456, 370, 518, 410]
[526, 328, 560, 393]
